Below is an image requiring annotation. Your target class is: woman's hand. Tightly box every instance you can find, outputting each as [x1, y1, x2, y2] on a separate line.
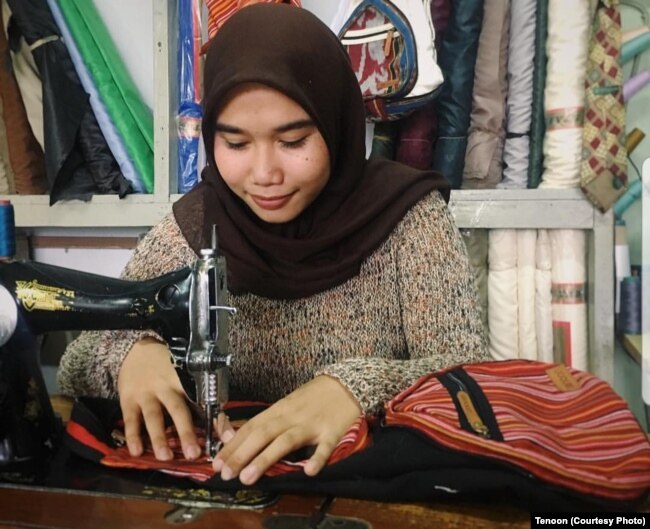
[212, 375, 362, 485]
[117, 338, 202, 461]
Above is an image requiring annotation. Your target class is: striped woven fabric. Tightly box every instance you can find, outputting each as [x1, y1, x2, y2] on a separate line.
[384, 359, 650, 502]
[204, 0, 301, 40]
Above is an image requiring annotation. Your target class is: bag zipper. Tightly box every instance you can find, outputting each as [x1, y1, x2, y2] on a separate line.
[444, 372, 491, 439]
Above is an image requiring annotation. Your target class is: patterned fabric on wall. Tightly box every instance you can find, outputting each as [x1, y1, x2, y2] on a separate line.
[580, 0, 628, 212]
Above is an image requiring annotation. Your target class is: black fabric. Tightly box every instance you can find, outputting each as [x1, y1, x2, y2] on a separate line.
[5, 0, 131, 204]
[65, 398, 645, 513]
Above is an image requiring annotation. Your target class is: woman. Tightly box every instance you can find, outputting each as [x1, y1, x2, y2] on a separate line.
[58, 4, 488, 486]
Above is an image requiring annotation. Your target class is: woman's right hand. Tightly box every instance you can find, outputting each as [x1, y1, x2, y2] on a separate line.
[117, 337, 202, 461]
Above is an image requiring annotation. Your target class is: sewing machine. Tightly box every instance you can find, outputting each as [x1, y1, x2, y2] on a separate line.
[0, 232, 235, 466]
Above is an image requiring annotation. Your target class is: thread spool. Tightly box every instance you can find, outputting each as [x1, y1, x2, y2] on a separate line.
[618, 275, 642, 335]
[0, 199, 16, 260]
[626, 128, 645, 155]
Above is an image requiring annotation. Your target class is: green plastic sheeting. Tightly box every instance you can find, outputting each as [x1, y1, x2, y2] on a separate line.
[56, 0, 154, 192]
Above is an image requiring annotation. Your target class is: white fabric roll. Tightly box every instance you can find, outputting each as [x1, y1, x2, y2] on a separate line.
[539, 0, 591, 189]
[488, 229, 518, 360]
[517, 230, 537, 360]
[500, 0, 536, 189]
[535, 229, 554, 362]
[549, 229, 588, 370]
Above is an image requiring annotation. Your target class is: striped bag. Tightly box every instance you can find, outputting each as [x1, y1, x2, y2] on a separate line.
[65, 360, 650, 509]
[384, 359, 650, 503]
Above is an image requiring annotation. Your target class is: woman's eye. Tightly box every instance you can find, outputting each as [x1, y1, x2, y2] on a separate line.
[226, 141, 248, 150]
[280, 137, 307, 149]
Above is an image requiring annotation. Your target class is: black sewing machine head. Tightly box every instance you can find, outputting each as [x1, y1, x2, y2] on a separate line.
[0, 234, 234, 467]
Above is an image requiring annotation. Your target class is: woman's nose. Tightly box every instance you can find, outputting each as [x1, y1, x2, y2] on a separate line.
[252, 145, 283, 185]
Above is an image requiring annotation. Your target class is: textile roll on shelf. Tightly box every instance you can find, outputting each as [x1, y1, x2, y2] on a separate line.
[500, 0, 536, 189]
[539, 0, 591, 189]
[55, 0, 154, 193]
[2, 1, 44, 150]
[549, 230, 588, 370]
[5, 0, 129, 203]
[462, 0, 510, 190]
[460, 229, 489, 334]
[535, 229, 553, 363]
[488, 229, 519, 360]
[430, 0, 484, 189]
[526, 0, 548, 188]
[517, 230, 538, 360]
[46, 0, 145, 193]
[0, 3, 47, 195]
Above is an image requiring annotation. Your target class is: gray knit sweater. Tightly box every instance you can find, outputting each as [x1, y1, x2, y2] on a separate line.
[57, 191, 488, 414]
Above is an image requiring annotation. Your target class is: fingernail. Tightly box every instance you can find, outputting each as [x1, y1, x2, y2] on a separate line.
[221, 429, 235, 443]
[221, 464, 233, 481]
[185, 444, 201, 460]
[213, 457, 223, 472]
[240, 465, 258, 485]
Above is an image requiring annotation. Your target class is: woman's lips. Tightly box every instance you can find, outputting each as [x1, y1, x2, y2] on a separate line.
[250, 193, 293, 210]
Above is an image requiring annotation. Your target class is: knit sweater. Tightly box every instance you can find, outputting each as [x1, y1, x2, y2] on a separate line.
[57, 190, 489, 414]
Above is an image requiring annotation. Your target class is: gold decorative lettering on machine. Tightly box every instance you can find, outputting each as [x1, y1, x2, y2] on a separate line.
[15, 280, 75, 312]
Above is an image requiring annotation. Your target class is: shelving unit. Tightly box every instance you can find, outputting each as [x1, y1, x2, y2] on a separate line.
[0, 0, 615, 384]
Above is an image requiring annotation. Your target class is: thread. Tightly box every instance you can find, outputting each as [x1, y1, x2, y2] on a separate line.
[626, 128, 645, 154]
[0, 199, 16, 260]
[618, 275, 642, 335]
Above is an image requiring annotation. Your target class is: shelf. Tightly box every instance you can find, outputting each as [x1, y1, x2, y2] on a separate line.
[3, 188, 597, 229]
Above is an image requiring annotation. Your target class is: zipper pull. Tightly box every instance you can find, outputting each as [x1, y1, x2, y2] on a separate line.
[457, 390, 490, 438]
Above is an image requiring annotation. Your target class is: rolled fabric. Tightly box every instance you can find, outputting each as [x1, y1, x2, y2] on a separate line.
[2, 1, 44, 149]
[0, 4, 47, 195]
[431, 0, 484, 188]
[527, 0, 548, 188]
[55, 0, 154, 193]
[549, 229, 588, 370]
[517, 230, 538, 360]
[0, 97, 13, 193]
[539, 0, 591, 190]
[500, 0, 536, 189]
[461, 229, 489, 335]
[488, 229, 519, 360]
[535, 229, 553, 362]
[623, 70, 650, 102]
[46, 0, 145, 193]
[462, 0, 510, 189]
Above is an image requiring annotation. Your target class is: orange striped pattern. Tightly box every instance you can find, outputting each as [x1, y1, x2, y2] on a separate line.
[205, 0, 302, 40]
[384, 360, 650, 502]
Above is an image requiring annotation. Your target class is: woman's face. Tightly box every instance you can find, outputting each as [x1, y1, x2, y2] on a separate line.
[213, 83, 331, 223]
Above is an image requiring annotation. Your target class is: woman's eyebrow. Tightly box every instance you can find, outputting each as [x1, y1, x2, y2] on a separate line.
[214, 119, 315, 134]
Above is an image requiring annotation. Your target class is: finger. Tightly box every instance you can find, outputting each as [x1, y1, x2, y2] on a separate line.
[121, 403, 144, 457]
[140, 399, 173, 460]
[303, 438, 337, 477]
[236, 427, 307, 485]
[160, 393, 201, 460]
[215, 412, 235, 444]
[216, 419, 284, 481]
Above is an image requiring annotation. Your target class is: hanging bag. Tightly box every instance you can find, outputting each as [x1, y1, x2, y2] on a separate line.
[337, 0, 443, 121]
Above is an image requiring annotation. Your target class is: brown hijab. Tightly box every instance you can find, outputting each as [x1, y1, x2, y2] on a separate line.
[173, 3, 449, 300]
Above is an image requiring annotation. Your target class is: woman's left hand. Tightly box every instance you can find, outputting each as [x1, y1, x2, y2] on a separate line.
[212, 375, 362, 485]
